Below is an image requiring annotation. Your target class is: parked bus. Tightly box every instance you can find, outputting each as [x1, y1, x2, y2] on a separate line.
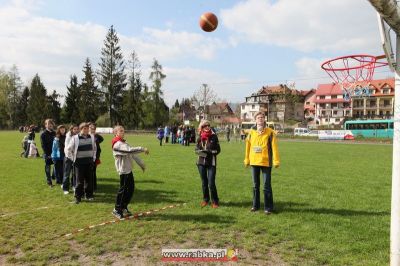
[344, 119, 393, 138]
[241, 121, 284, 135]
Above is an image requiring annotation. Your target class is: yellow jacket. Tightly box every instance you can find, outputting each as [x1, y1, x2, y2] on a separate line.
[244, 127, 280, 167]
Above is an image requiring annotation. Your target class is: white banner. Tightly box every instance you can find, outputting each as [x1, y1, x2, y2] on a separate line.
[318, 130, 354, 140]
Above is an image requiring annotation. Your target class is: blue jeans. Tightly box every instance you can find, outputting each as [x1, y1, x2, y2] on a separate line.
[251, 166, 273, 211]
[197, 165, 219, 204]
[54, 160, 64, 184]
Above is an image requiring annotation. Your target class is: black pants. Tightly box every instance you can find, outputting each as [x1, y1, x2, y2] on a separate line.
[93, 164, 98, 191]
[115, 172, 135, 211]
[74, 163, 94, 200]
[197, 165, 219, 204]
[251, 166, 273, 211]
[54, 160, 64, 184]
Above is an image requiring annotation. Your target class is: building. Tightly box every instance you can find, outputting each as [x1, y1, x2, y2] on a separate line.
[314, 78, 395, 127]
[351, 78, 394, 119]
[315, 83, 351, 126]
[241, 84, 305, 122]
[196, 102, 239, 125]
[303, 89, 317, 120]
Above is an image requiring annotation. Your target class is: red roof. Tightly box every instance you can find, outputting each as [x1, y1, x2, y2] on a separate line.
[316, 78, 395, 96]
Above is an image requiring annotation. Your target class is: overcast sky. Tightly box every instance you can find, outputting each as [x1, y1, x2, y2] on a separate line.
[0, 0, 392, 106]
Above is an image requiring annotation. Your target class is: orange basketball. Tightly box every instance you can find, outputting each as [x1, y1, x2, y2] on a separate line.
[199, 12, 218, 32]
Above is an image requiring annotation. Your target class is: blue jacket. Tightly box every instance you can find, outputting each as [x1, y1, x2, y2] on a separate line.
[51, 137, 63, 161]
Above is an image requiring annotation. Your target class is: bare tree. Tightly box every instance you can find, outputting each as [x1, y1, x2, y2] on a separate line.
[192, 84, 217, 117]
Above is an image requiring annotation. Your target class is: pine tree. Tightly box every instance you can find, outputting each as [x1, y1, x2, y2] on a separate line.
[174, 99, 180, 109]
[98, 25, 126, 126]
[122, 51, 143, 129]
[80, 58, 102, 122]
[63, 75, 80, 124]
[46, 90, 61, 123]
[149, 58, 168, 127]
[27, 74, 48, 127]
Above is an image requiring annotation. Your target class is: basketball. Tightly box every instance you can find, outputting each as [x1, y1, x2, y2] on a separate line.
[199, 12, 218, 32]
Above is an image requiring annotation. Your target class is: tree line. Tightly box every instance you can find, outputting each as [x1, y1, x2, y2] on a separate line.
[0, 25, 169, 130]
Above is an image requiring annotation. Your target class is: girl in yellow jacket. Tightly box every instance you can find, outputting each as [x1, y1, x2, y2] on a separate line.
[244, 111, 280, 214]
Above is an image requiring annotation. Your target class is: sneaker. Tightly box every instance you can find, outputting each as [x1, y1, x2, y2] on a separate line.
[264, 210, 273, 215]
[211, 203, 219, 209]
[60, 185, 63, 189]
[86, 197, 94, 201]
[200, 201, 208, 207]
[63, 191, 69, 195]
[250, 207, 259, 212]
[112, 209, 124, 220]
[123, 208, 133, 217]
[47, 183, 54, 188]
[75, 198, 81, 204]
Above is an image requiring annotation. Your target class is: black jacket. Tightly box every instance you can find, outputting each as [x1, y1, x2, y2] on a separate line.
[40, 129, 55, 156]
[195, 133, 221, 166]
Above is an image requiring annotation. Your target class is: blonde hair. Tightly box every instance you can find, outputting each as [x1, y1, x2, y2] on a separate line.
[198, 120, 211, 132]
[113, 125, 124, 135]
[254, 111, 265, 120]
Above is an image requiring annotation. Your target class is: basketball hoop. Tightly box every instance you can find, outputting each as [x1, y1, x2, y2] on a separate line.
[321, 54, 388, 100]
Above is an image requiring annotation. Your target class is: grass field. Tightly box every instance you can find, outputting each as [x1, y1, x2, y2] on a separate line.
[0, 131, 392, 265]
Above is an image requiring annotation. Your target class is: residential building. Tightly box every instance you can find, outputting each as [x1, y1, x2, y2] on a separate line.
[241, 84, 305, 122]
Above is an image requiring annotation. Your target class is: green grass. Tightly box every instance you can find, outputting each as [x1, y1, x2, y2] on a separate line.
[0, 132, 392, 265]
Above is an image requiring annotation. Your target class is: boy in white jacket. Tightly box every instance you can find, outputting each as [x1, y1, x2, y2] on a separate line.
[111, 126, 149, 219]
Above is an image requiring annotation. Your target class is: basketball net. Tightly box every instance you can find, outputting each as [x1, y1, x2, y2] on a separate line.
[321, 54, 388, 101]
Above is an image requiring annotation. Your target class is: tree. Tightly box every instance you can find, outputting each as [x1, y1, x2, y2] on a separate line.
[7, 65, 23, 128]
[63, 75, 81, 124]
[27, 74, 48, 127]
[122, 51, 144, 129]
[148, 58, 168, 127]
[98, 25, 126, 126]
[80, 58, 102, 122]
[46, 90, 61, 123]
[192, 84, 217, 119]
[0, 71, 9, 128]
[16, 86, 29, 126]
[173, 99, 180, 109]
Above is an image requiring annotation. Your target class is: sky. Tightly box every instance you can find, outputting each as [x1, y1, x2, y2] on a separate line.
[0, 0, 393, 106]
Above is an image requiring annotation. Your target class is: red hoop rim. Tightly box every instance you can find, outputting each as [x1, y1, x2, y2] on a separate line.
[321, 54, 387, 71]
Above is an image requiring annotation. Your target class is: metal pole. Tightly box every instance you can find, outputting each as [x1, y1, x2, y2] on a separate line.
[391, 34, 400, 266]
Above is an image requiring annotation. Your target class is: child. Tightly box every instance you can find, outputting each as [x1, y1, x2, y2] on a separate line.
[112, 125, 149, 219]
[156, 125, 164, 146]
[89, 122, 104, 192]
[51, 125, 66, 185]
[21, 135, 29, 157]
[62, 124, 79, 194]
[66, 122, 96, 204]
[40, 119, 56, 187]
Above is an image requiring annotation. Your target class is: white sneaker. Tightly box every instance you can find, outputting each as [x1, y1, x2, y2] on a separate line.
[63, 191, 69, 195]
[60, 185, 63, 189]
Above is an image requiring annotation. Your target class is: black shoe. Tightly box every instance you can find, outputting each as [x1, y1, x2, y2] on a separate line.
[75, 198, 81, 204]
[123, 208, 133, 217]
[250, 207, 259, 212]
[112, 209, 124, 220]
[47, 182, 54, 188]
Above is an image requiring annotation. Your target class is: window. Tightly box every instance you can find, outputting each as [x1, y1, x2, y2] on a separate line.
[320, 96, 325, 99]
[252, 105, 255, 109]
[335, 118, 340, 122]
[331, 95, 337, 99]
[325, 119, 328, 122]
[306, 101, 310, 105]
[333, 111, 338, 115]
[331, 103, 338, 108]
[384, 100, 390, 106]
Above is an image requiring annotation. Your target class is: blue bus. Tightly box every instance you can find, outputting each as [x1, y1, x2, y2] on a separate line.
[344, 119, 394, 138]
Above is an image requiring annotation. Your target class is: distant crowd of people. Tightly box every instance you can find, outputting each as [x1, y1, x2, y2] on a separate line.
[156, 125, 197, 146]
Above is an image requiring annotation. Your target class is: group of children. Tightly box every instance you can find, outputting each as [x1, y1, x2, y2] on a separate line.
[30, 119, 149, 219]
[25, 113, 279, 219]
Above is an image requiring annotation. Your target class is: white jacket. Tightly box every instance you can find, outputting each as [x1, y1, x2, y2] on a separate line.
[65, 134, 96, 163]
[113, 140, 146, 175]
[64, 132, 74, 160]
